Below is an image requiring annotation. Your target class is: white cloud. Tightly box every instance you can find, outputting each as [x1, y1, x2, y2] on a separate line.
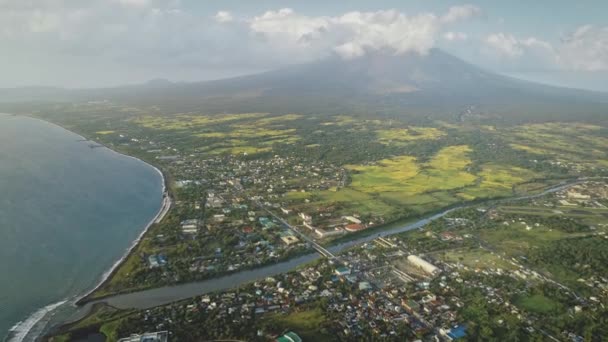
[249, 7, 477, 59]
[112, 0, 150, 8]
[0, 2, 481, 86]
[440, 4, 481, 24]
[443, 31, 467, 41]
[485, 33, 524, 57]
[214, 10, 233, 23]
[557, 25, 608, 71]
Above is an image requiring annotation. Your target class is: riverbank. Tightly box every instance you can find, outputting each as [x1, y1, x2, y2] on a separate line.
[61, 177, 585, 314]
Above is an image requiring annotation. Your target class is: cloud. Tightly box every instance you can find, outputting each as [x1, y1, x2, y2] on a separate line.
[483, 28, 608, 72]
[484, 33, 524, 57]
[249, 7, 478, 59]
[0, 2, 481, 86]
[440, 4, 481, 24]
[557, 25, 608, 71]
[214, 10, 233, 23]
[478, 32, 560, 72]
[112, 0, 150, 7]
[443, 31, 467, 41]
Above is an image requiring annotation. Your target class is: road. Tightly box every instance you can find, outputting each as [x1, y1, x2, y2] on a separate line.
[257, 201, 335, 258]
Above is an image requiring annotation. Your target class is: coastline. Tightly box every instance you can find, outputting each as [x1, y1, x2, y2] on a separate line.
[2, 114, 170, 342]
[21, 114, 172, 304]
[4, 114, 599, 341]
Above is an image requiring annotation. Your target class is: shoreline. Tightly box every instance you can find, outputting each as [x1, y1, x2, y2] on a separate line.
[4, 114, 600, 341]
[21, 114, 172, 304]
[1, 114, 170, 342]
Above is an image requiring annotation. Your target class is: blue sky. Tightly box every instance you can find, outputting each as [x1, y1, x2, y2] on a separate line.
[1, 0, 606, 90]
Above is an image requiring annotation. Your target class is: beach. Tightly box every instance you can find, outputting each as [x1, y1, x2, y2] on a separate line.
[0, 115, 165, 342]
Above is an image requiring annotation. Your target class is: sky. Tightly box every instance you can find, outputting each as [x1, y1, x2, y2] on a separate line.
[1, 0, 607, 91]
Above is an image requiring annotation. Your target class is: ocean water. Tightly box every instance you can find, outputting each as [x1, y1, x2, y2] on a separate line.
[0, 115, 163, 340]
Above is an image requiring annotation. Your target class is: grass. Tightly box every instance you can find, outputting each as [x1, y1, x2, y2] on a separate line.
[479, 222, 571, 258]
[460, 163, 539, 199]
[498, 204, 608, 228]
[376, 126, 445, 144]
[515, 294, 562, 314]
[299, 145, 482, 218]
[265, 308, 335, 341]
[437, 248, 517, 270]
[285, 191, 313, 201]
[99, 320, 123, 342]
[132, 113, 268, 130]
[347, 145, 476, 196]
[316, 188, 397, 217]
[302, 144, 543, 219]
[505, 122, 608, 169]
[50, 334, 71, 342]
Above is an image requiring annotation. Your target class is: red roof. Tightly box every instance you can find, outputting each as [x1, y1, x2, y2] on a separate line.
[345, 224, 365, 232]
[242, 226, 254, 233]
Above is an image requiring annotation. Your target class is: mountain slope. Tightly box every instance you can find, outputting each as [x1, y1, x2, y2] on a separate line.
[1, 49, 607, 123]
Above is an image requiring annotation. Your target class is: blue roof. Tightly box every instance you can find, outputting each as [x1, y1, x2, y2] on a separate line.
[447, 325, 467, 339]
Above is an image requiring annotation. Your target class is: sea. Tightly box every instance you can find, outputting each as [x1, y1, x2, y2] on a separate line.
[0, 114, 164, 341]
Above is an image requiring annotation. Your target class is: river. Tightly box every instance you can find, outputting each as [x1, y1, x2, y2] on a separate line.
[52, 178, 580, 333]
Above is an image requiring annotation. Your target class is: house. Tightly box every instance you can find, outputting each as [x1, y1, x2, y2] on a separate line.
[148, 254, 167, 269]
[281, 235, 300, 245]
[118, 331, 168, 342]
[259, 217, 273, 228]
[345, 223, 365, 232]
[299, 212, 312, 222]
[276, 332, 302, 342]
[315, 228, 344, 238]
[441, 325, 467, 341]
[335, 266, 351, 276]
[343, 216, 362, 224]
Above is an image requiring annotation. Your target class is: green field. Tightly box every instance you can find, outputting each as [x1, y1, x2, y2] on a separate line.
[515, 294, 562, 314]
[503, 122, 608, 170]
[264, 308, 335, 341]
[347, 145, 476, 196]
[293, 143, 546, 218]
[437, 247, 517, 271]
[376, 126, 445, 144]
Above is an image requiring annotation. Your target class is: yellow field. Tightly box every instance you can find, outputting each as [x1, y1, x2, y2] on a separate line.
[376, 126, 445, 144]
[132, 113, 268, 130]
[459, 163, 539, 199]
[347, 145, 476, 196]
[505, 122, 608, 168]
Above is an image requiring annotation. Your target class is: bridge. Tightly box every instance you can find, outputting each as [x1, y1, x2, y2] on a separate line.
[260, 205, 335, 259]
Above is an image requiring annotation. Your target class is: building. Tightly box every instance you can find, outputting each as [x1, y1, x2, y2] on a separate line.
[118, 331, 168, 342]
[281, 235, 300, 245]
[335, 266, 351, 276]
[407, 255, 440, 276]
[440, 325, 467, 341]
[276, 332, 302, 342]
[343, 216, 362, 224]
[148, 254, 167, 269]
[345, 223, 365, 232]
[299, 212, 312, 223]
[315, 228, 344, 238]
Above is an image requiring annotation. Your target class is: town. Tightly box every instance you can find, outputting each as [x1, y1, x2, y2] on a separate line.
[55, 178, 608, 341]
